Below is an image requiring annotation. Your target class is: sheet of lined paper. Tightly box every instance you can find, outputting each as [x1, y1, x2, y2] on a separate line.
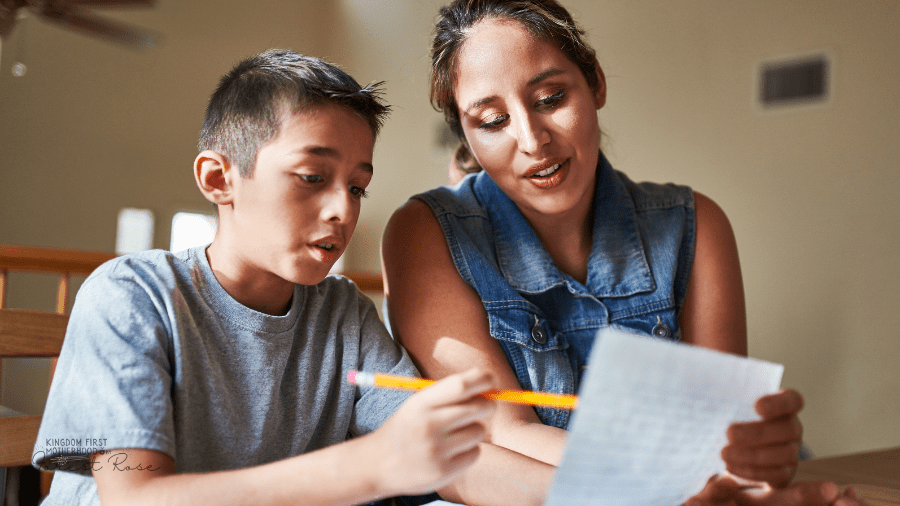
[545, 328, 784, 506]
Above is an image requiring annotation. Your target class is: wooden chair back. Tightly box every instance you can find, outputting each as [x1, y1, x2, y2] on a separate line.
[0, 244, 113, 486]
[337, 270, 384, 294]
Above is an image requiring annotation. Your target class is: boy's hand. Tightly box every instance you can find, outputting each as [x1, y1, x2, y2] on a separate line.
[722, 389, 804, 487]
[685, 474, 871, 506]
[365, 368, 497, 497]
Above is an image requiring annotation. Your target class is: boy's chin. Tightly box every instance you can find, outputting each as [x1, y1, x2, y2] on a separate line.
[285, 264, 335, 287]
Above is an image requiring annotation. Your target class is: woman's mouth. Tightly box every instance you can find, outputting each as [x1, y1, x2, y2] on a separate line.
[532, 164, 561, 178]
[527, 160, 568, 189]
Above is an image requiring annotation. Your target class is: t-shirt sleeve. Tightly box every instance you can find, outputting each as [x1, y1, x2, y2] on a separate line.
[349, 292, 420, 437]
[33, 260, 176, 475]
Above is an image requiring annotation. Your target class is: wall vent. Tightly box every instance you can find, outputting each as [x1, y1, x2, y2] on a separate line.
[757, 51, 832, 111]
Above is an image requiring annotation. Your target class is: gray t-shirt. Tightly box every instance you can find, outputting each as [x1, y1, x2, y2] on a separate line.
[33, 247, 417, 505]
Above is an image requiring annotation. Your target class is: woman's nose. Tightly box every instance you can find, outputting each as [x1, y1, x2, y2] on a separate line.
[514, 111, 550, 155]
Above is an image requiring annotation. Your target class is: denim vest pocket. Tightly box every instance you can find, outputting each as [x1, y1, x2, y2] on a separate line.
[485, 300, 575, 428]
[607, 300, 682, 342]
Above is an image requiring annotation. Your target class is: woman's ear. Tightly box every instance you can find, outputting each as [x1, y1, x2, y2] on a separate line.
[593, 60, 607, 110]
[194, 150, 234, 206]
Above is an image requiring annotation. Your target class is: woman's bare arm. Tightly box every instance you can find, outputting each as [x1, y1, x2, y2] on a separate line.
[382, 198, 565, 504]
[680, 191, 802, 488]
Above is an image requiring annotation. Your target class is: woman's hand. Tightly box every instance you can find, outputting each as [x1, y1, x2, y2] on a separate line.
[363, 368, 497, 496]
[722, 389, 805, 487]
[685, 474, 871, 506]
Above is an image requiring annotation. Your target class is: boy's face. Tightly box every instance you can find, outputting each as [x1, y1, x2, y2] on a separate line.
[227, 103, 375, 286]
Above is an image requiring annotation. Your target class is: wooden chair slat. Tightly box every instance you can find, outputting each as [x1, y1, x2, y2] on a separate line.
[0, 244, 114, 276]
[0, 415, 41, 467]
[0, 310, 68, 357]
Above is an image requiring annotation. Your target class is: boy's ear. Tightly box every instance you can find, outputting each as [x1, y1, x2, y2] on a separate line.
[593, 59, 607, 110]
[194, 150, 234, 206]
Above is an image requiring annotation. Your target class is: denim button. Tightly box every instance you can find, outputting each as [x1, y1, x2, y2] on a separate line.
[531, 322, 548, 345]
[652, 322, 672, 338]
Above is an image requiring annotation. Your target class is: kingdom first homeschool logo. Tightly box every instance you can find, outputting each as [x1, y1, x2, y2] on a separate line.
[42, 437, 109, 455]
[34, 437, 109, 472]
[34, 437, 160, 472]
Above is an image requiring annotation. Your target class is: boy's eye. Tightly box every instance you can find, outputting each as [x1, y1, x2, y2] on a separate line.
[299, 174, 324, 184]
[349, 186, 369, 198]
[537, 90, 565, 108]
[478, 114, 508, 131]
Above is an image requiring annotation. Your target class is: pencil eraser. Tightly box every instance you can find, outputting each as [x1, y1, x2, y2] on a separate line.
[347, 370, 358, 385]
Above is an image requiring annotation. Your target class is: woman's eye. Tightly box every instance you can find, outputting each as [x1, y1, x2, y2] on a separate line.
[299, 174, 324, 184]
[349, 186, 369, 198]
[478, 114, 508, 130]
[537, 90, 565, 108]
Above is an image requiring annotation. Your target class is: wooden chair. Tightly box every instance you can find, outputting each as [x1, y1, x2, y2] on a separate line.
[0, 244, 114, 502]
[337, 269, 384, 294]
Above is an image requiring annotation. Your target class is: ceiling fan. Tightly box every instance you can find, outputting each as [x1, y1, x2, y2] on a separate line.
[0, 0, 158, 49]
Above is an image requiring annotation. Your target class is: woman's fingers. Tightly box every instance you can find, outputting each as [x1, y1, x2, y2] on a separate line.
[755, 390, 804, 420]
[727, 415, 803, 447]
[723, 390, 804, 487]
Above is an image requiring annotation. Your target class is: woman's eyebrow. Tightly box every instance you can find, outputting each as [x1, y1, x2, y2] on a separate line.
[528, 68, 565, 86]
[463, 68, 567, 114]
[464, 95, 499, 115]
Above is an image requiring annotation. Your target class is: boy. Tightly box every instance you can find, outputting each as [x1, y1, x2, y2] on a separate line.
[33, 49, 495, 505]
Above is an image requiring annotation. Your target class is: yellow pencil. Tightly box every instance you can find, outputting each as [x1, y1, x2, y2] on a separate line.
[347, 371, 578, 410]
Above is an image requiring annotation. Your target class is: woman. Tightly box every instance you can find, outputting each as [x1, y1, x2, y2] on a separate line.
[382, 1, 864, 504]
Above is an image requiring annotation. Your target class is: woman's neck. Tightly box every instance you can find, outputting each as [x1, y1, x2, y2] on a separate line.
[521, 193, 594, 285]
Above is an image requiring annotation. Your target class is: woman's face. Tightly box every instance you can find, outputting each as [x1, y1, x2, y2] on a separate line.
[453, 18, 606, 222]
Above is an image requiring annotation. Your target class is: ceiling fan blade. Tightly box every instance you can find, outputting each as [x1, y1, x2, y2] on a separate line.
[1, 14, 16, 39]
[63, 0, 155, 7]
[1, 1, 26, 39]
[38, 2, 158, 48]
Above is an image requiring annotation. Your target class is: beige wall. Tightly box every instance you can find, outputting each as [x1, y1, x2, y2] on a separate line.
[2, 0, 897, 458]
[0, 0, 338, 414]
[574, 0, 900, 457]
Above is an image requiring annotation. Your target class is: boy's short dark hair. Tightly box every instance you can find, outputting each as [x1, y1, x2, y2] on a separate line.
[198, 49, 390, 177]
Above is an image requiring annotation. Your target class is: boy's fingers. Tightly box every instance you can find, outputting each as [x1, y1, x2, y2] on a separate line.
[740, 480, 839, 506]
[435, 397, 495, 432]
[755, 389, 803, 419]
[422, 368, 496, 406]
[438, 445, 482, 483]
[439, 422, 488, 458]
[723, 463, 795, 488]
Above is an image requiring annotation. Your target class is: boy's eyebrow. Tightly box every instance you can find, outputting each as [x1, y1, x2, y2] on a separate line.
[463, 68, 566, 114]
[299, 145, 374, 174]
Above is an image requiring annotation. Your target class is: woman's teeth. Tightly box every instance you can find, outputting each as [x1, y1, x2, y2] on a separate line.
[534, 164, 561, 177]
[316, 243, 334, 251]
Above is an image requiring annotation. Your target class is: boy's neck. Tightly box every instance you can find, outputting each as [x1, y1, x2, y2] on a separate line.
[205, 240, 294, 316]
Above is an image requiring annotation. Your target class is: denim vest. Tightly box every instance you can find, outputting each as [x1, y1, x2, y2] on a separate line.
[412, 152, 695, 429]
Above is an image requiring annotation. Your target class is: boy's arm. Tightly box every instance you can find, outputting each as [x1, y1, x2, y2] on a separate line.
[93, 368, 496, 506]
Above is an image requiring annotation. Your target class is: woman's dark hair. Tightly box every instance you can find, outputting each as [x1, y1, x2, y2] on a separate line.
[199, 49, 390, 177]
[431, 0, 599, 172]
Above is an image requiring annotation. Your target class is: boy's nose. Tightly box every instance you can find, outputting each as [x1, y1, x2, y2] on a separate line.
[324, 188, 355, 223]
